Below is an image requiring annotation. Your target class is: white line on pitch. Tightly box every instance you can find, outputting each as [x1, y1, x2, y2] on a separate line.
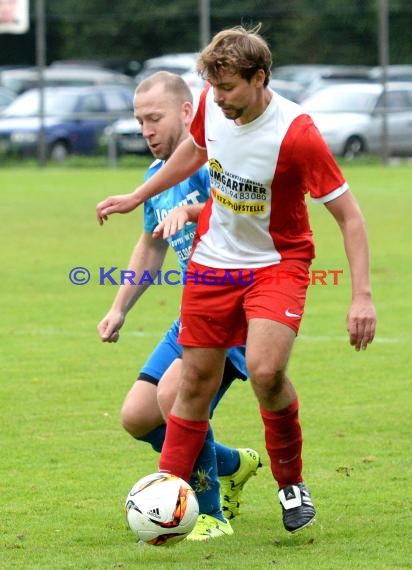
[5, 328, 406, 343]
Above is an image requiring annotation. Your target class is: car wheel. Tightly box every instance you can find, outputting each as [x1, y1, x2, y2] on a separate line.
[343, 136, 365, 159]
[49, 140, 70, 161]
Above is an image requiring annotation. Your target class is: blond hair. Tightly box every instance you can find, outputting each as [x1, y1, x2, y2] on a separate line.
[197, 25, 272, 87]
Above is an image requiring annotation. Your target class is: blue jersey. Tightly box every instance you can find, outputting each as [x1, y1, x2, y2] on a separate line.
[143, 159, 210, 272]
[140, 159, 248, 382]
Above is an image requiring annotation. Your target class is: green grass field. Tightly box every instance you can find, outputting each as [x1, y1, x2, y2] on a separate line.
[1, 163, 410, 569]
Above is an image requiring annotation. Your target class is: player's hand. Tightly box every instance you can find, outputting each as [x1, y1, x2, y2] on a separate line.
[346, 297, 376, 351]
[97, 310, 125, 343]
[96, 193, 140, 225]
[152, 207, 190, 239]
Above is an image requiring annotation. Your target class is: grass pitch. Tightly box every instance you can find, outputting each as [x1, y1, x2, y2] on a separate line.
[0, 163, 410, 569]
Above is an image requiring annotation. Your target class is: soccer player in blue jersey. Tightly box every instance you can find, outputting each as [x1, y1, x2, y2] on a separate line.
[97, 71, 260, 540]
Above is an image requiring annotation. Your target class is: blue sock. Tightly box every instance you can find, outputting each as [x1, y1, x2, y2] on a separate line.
[189, 425, 225, 522]
[136, 425, 166, 453]
[214, 442, 240, 476]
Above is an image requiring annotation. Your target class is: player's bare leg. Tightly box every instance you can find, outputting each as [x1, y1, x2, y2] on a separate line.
[121, 380, 163, 438]
[246, 318, 316, 532]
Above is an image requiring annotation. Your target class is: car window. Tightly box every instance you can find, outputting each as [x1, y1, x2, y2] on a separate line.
[386, 91, 408, 109]
[3, 89, 79, 116]
[2, 77, 36, 93]
[47, 79, 94, 87]
[79, 94, 103, 113]
[103, 90, 132, 112]
[376, 89, 412, 110]
[0, 91, 13, 107]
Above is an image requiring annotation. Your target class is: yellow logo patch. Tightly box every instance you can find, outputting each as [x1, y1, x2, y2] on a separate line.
[212, 188, 266, 215]
[209, 158, 223, 173]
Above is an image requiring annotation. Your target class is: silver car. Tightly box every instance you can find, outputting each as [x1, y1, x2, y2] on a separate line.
[301, 82, 412, 158]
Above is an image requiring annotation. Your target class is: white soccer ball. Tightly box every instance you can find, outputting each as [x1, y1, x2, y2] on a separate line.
[125, 472, 199, 546]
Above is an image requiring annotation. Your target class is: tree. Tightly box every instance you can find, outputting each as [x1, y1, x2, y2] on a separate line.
[0, 1, 411, 70]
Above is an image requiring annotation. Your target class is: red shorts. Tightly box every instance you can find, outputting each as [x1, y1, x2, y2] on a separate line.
[178, 259, 311, 348]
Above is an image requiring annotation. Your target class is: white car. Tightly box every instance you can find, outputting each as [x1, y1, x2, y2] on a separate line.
[301, 82, 412, 158]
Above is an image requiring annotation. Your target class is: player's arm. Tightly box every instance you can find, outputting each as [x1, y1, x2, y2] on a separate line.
[97, 232, 169, 342]
[96, 138, 207, 225]
[152, 203, 206, 240]
[324, 190, 377, 351]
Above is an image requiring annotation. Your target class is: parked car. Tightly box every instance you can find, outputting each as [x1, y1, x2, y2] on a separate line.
[0, 86, 16, 111]
[301, 82, 412, 158]
[299, 68, 375, 101]
[135, 53, 203, 89]
[0, 66, 136, 95]
[0, 85, 134, 160]
[271, 64, 373, 101]
[272, 64, 336, 85]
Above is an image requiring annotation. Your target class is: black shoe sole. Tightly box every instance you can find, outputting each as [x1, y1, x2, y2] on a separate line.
[287, 515, 316, 534]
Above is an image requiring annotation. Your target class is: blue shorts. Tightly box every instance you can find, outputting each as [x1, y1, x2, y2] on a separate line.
[139, 318, 248, 415]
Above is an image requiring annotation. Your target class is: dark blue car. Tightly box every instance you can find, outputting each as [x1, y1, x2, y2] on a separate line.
[0, 85, 134, 160]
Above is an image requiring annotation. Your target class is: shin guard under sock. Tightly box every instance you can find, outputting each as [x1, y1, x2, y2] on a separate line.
[260, 399, 303, 488]
[159, 413, 208, 482]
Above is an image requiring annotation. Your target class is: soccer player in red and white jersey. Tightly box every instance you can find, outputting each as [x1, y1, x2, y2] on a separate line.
[96, 26, 376, 534]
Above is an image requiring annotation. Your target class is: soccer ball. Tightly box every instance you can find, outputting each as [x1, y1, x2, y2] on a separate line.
[125, 472, 199, 546]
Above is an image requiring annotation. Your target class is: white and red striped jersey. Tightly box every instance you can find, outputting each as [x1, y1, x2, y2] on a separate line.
[189, 86, 348, 269]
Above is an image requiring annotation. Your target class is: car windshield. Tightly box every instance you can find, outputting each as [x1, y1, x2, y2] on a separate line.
[3, 90, 79, 117]
[303, 88, 378, 113]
